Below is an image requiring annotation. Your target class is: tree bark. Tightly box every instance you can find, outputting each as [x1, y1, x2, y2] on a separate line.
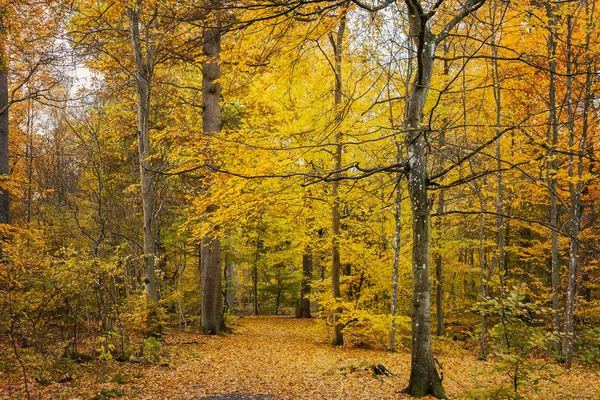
[403, 22, 445, 398]
[544, 2, 561, 354]
[330, 11, 346, 347]
[477, 187, 487, 357]
[435, 191, 444, 337]
[562, 13, 577, 368]
[224, 249, 235, 312]
[127, 4, 159, 305]
[201, 236, 223, 334]
[200, 6, 224, 334]
[388, 144, 403, 351]
[297, 251, 312, 318]
[563, 3, 592, 367]
[0, 6, 9, 226]
[252, 228, 261, 316]
[490, 0, 505, 298]
[400, 0, 487, 394]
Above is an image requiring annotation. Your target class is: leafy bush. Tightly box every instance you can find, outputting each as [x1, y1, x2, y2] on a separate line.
[141, 336, 169, 362]
[319, 297, 410, 349]
[469, 287, 558, 399]
[575, 327, 600, 364]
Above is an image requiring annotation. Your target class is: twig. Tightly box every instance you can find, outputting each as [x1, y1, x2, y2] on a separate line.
[9, 317, 31, 400]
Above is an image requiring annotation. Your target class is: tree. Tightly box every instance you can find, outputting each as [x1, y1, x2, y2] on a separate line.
[394, 0, 485, 395]
[200, 0, 225, 334]
[127, 1, 160, 306]
[296, 251, 313, 318]
[0, 4, 8, 226]
[330, 9, 347, 347]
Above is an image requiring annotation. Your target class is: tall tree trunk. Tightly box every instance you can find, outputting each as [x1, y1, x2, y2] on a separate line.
[400, 0, 485, 394]
[0, 6, 9, 227]
[490, 1, 506, 349]
[297, 250, 312, 318]
[476, 186, 488, 357]
[200, 6, 224, 334]
[563, 2, 592, 367]
[490, 0, 505, 298]
[545, 2, 561, 354]
[388, 143, 402, 351]
[330, 11, 346, 347]
[403, 16, 445, 398]
[562, 11, 579, 368]
[435, 190, 444, 337]
[127, 5, 159, 305]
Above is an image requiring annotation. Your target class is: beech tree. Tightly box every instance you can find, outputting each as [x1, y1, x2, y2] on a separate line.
[200, 0, 225, 334]
[127, 1, 160, 306]
[329, 9, 347, 347]
[352, 0, 486, 396]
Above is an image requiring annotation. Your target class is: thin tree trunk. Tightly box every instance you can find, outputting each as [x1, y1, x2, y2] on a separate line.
[388, 143, 402, 351]
[200, 4, 224, 334]
[435, 190, 444, 337]
[225, 253, 235, 313]
[127, 4, 159, 305]
[490, 0, 506, 296]
[562, 12, 578, 368]
[563, 2, 593, 367]
[26, 101, 33, 226]
[490, 1, 507, 350]
[545, 2, 561, 354]
[330, 11, 346, 347]
[477, 188, 487, 357]
[0, 6, 9, 227]
[252, 228, 261, 316]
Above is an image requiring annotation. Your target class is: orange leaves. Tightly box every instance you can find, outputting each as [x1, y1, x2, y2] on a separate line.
[3, 316, 599, 399]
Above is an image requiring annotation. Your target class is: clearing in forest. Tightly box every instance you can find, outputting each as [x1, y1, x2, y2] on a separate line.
[2, 316, 599, 399]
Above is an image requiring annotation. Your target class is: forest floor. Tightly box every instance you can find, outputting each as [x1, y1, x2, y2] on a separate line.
[2, 316, 600, 399]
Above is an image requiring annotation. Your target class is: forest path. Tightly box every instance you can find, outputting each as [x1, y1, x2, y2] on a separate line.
[6, 316, 600, 399]
[172, 316, 414, 400]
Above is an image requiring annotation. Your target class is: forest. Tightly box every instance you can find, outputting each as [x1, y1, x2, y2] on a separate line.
[0, 0, 599, 399]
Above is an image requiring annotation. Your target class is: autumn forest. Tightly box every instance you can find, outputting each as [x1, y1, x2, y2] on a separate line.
[1, 0, 599, 398]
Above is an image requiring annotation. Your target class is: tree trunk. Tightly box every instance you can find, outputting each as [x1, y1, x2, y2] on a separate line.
[477, 189, 487, 357]
[330, 11, 346, 347]
[252, 229, 261, 316]
[563, 4, 592, 367]
[545, 2, 561, 354]
[395, 0, 488, 393]
[388, 144, 402, 351]
[225, 255, 235, 313]
[0, 6, 9, 226]
[490, 2, 506, 349]
[562, 13, 577, 368]
[200, 7, 224, 334]
[127, 5, 159, 305]
[201, 236, 223, 334]
[297, 251, 312, 318]
[490, 0, 505, 298]
[435, 191, 444, 337]
[403, 28, 445, 400]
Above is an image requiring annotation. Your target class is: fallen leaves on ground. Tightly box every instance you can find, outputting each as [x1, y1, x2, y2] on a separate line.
[2, 316, 599, 399]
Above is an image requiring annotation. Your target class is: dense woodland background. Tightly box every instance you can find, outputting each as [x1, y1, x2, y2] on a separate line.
[1, 0, 599, 398]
